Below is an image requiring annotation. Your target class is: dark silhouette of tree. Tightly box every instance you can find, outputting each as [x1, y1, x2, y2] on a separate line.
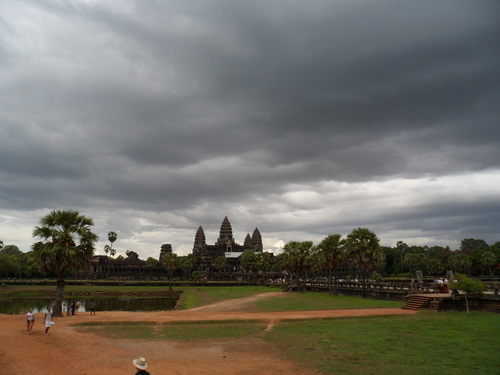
[343, 228, 384, 298]
[315, 234, 344, 295]
[32, 210, 97, 316]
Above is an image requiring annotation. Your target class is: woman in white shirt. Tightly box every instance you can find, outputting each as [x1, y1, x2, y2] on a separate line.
[26, 308, 35, 334]
[44, 306, 53, 335]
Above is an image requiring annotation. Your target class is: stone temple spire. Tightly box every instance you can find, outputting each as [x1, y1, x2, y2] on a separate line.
[217, 216, 234, 244]
[251, 228, 263, 252]
[194, 226, 206, 246]
[193, 226, 206, 256]
[244, 233, 252, 248]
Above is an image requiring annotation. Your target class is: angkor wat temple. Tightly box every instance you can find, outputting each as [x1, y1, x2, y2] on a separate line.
[193, 216, 263, 270]
[86, 216, 263, 278]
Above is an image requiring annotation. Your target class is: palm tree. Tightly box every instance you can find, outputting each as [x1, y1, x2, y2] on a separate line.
[162, 252, 178, 292]
[316, 234, 344, 295]
[282, 241, 314, 291]
[343, 228, 384, 298]
[32, 210, 98, 316]
[107, 231, 117, 258]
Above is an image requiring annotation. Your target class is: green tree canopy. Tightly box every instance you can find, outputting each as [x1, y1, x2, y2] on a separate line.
[343, 228, 384, 298]
[162, 252, 178, 291]
[32, 210, 98, 316]
[315, 234, 344, 294]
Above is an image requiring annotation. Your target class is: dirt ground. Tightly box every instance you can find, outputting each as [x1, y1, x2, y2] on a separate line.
[0, 292, 415, 375]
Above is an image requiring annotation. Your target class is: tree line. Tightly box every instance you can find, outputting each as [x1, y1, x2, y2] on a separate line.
[0, 210, 499, 315]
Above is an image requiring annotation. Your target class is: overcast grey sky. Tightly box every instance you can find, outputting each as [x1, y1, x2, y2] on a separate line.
[1, 0, 499, 260]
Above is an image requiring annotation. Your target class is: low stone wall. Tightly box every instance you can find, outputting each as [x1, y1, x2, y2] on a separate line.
[430, 296, 500, 313]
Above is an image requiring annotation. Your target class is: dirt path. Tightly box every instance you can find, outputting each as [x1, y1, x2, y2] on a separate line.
[0, 292, 415, 375]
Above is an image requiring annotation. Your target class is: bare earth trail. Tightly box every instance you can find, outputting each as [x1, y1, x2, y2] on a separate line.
[0, 292, 415, 375]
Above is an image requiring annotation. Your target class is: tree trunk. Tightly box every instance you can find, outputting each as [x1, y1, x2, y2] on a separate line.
[333, 269, 339, 296]
[362, 272, 367, 298]
[53, 277, 65, 317]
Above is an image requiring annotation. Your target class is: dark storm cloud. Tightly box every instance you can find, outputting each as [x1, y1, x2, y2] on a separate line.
[0, 0, 499, 254]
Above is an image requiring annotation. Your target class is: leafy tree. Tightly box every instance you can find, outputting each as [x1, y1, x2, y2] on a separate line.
[0, 245, 26, 277]
[259, 252, 272, 272]
[450, 273, 484, 314]
[315, 234, 344, 295]
[192, 270, 203, 283]
[427, 245, 452, 270]
[282, 241, 314, 291]
[0, 244, 22, 256]
[146, 257, 159, 267]
[0, 253, 21, 277]
[448, 253, 472, 275]
[162, 252, 178, 291]
[404, 253, 430, 275]
[178, 254, 195, 280]
[427, 258, 444, 276]
[481, 251, 497, 278]
[214, 255, 227, 272]
[240, 250, 259, 283]
[460, 238, 489, 256]
[396, 241, 411, 274]
[343, 228, 384, 298]
[32, 210, 98, 317]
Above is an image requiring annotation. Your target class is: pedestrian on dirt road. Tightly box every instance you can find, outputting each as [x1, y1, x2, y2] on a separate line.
[89, 300, 96, 315]
[44, 306, 53, 335]
[26, 308, 35, 334]
[133, 357, 150, 375]
[66, 302, 71, 316]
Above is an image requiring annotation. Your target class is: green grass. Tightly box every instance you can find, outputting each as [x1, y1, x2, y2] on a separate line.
[263, 311, 500, 375]
[179, 285, 276, 309]
[76, 320, 266, 340]
[253, 292, 403, 312]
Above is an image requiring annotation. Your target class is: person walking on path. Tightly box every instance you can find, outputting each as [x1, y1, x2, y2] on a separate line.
[71, 301, 76, 315]
[89, 300, 96, 315]
[26, 308, 35, 334]
[44, 306, 53, 335]
[133, 357, 150, 375]
[66, 302, 71, 316]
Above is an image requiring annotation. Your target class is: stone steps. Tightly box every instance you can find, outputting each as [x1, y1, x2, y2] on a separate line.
[402, 295, 432, 310]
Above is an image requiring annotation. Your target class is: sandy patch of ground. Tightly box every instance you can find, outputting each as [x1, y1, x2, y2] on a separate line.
[0, 292, 414, 375]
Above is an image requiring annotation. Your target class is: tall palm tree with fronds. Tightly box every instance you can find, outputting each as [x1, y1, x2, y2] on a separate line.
[162, 252, 178, 292]
[316, 234, 344, 295]
[282, 241, 314, 291]
[32, 210, 98, 316]
[343, 228, 384, 298]
[108, 231, 117, 258]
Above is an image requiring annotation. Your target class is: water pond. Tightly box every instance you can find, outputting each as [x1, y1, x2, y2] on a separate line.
[0, 296, 178, 315]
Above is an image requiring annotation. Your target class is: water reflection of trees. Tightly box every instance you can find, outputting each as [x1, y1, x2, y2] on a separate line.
[0, 297, 177, 315]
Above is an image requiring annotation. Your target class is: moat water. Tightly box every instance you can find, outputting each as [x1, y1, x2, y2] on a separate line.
[0, 297, 177, 315]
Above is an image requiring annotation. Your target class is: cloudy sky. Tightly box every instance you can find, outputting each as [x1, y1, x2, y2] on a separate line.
[1, 0, 499, 260]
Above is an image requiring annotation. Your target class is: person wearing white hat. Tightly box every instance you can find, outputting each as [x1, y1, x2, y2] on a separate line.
[133, 357, 150, 375]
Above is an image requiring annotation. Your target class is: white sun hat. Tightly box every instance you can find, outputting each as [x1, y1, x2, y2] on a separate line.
[133, 357, 148, 370]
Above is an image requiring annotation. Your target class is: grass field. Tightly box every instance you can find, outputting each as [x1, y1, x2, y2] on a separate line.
[68, 287, 499, 374]
[264, 311, 499, 375]
[77, 310, 499, 374]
